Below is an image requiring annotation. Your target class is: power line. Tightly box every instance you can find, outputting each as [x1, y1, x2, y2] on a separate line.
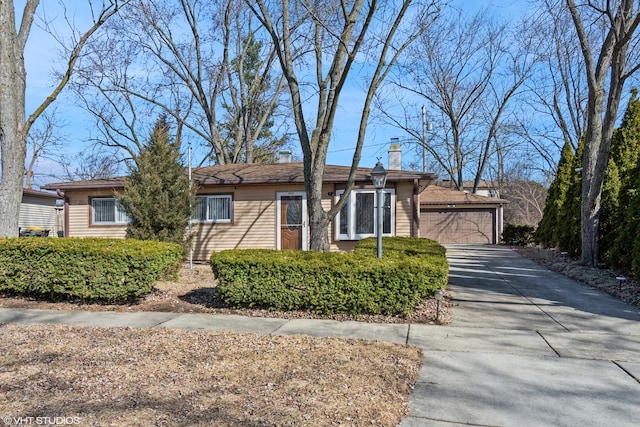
[327, 141, 391, 154]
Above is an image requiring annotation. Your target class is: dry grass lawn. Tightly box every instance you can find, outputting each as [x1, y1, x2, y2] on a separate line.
[1, 323, 421, 426]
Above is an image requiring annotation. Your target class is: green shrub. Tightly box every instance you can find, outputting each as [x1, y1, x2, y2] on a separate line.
[0, 238, 182, 302]
[502, 223, 535, 246]
[210, 237, 448, 316]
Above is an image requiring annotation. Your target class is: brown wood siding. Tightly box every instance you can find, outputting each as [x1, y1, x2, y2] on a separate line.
[420, 208, 496, 244]
[395, 183, 413, 237]
[192, 184, 306, 259]
[67, 190, 127, 238]
[61, 180, 420, 259]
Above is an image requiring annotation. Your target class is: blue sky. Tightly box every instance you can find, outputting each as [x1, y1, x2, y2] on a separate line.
[20, 0, 531, 186]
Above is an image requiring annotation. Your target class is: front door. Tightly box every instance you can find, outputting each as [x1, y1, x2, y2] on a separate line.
[277, 192, 307, 250]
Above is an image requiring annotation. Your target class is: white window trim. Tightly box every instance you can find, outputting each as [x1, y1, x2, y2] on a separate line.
[91, 197, 129, 224]
[194, 194, 233, 223]
[335, 189, 395, 241]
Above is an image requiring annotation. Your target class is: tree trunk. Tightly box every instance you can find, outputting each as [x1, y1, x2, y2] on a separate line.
[567, 0, 639, 267]
[0, 2, 28, 238]
[305, 153, 330, 251]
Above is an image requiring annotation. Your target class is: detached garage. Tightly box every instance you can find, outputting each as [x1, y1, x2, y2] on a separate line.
[420, 185, 507, 244]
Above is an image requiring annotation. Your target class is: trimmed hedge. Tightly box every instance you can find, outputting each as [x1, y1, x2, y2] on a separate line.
[210, 237, 448, 316]
[0, 238, 182, 302]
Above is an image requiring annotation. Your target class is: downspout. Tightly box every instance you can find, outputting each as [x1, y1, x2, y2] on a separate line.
[412, 179, 420, 237]
[55, 189, 69, 237]
[496, 204, 504, 244]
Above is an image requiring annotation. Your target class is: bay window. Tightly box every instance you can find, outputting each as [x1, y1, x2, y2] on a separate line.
[336, 189, 394, 240]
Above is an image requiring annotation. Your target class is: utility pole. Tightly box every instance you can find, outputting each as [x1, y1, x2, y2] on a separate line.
[421, 105, 433, 172]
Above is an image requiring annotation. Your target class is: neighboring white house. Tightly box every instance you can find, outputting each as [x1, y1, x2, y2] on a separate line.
[19, 189, 63, 237]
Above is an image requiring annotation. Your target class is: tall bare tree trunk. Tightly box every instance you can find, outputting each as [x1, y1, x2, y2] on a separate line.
[251, 0, 439, 251]
[0, 1, 122, 237]
[306, 160, 330, 251]
[0, 1, 34, 237]
[566, 0, 640, 267]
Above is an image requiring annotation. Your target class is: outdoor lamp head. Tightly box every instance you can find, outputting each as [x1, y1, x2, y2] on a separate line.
[434, 289, 444, 301]
[371, 161, 388, 189]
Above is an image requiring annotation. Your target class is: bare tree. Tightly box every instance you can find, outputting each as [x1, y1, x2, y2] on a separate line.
[563, 0, 640, 267]
[60, 149, 122, 181]
[499, 161, 548, 227]
[24, 108, 67, 189]
[0, 0, 125, 238]
[381, 9, 536, 193]
[518, 1, 588, 174]
[72, 0, 287, 166]
[248, 0, 442, 251]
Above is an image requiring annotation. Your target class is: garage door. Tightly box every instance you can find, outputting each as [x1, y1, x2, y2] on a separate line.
[420, 208, 495, 244]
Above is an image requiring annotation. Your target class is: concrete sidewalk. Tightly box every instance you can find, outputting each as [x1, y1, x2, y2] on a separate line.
[1, 245, 640, 426]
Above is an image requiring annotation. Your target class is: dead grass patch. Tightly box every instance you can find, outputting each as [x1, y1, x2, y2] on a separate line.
[0, 323, 422, 426]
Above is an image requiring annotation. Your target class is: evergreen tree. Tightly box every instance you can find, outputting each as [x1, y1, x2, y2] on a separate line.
[613, 166, 640, 273]
[608, 89, 640, 271]
[118, 116, 196, 254]
[630, 176, 640, 276]
[535, 141, 575, 247]
[611, 89, 640, 185]
[599, 158, 621, 261]
[556, 138, 583, 257]
[220, 35, 288, 164]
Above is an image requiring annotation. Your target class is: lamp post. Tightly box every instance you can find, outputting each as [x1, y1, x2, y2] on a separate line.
[434, 289, 444, 324]
[371, 161, 388, 259]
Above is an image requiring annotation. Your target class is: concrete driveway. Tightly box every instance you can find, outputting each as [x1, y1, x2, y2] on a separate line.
[402, 244, 640, 427]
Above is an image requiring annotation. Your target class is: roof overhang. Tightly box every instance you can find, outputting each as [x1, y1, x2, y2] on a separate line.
[43, 164, 438, 191]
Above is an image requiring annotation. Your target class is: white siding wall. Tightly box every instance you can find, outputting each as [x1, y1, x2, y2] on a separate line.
[19, 195, 59, 236]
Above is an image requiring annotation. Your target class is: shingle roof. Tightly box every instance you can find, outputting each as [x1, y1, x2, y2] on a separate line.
[43, 163, 437, 190]
[43, 177, 127, 191]
[421, 185, 507, 205]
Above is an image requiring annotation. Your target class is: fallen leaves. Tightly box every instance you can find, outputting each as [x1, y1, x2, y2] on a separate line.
[0, 323, 422, 426]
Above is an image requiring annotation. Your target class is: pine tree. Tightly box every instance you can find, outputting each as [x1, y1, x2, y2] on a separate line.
[611, 89, 640, 186]
[220, 35, 288, 163]
[556, 138, 583, 257]
[608, 89, 640, 271]
[117, 116, 196, 254]
[535, 141, 576, 247]
[615, 168, 640, 273]
[599, 158, 621, 260]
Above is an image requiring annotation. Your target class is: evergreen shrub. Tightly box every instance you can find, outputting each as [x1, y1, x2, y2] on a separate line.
[502, 223, 535, 246]
[210, 237, 448, 316]
[0, 238, 182, 302]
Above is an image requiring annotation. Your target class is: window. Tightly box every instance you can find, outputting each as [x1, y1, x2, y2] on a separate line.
[336, 189, 394, 240]
[91, 198, 130, 224]
[194, 195, 232, 223]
